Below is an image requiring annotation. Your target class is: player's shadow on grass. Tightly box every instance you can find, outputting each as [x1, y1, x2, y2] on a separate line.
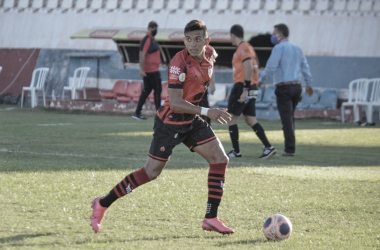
[0, 233, 56, 244]
[216, 238, 268, 246]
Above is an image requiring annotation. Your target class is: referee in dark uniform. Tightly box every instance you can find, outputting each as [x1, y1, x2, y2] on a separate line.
[258, 23, 313, 156]
[133, 21, 162, 120]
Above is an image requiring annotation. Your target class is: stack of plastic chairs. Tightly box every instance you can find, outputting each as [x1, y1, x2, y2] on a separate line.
[341, 78, 369, 123]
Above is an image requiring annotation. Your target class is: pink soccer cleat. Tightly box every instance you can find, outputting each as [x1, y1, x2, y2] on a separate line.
[202, 217, 234, 235]
[90, 197, 107, 233]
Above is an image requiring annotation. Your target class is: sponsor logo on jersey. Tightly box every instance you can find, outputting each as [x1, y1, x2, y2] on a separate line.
[169, 66, 181, 80]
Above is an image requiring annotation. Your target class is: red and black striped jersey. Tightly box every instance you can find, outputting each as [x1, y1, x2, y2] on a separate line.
[157, 45, 216, 131]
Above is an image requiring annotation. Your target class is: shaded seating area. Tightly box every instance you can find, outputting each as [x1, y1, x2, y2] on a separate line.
[100, 80, 128, 100]
[309, 89, 338, 109]
[296, 89, 320, 110]
[116, 80, 143, 103]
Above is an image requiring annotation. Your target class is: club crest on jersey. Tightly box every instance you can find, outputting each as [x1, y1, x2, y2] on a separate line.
[179, 73, 186, 82]
[208, 66, 213, 78]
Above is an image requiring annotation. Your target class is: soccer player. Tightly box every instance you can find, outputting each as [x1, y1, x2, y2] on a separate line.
[133, 21, 162, 120]
[91, 20, 234, 235]
[226, 25, 277, 159]
[258, 23, 313, 156]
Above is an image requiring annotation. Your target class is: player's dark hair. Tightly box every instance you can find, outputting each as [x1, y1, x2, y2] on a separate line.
[274, 23, 289, 37]
[184, 20, 208, 38]
[230, 24, 244, 38]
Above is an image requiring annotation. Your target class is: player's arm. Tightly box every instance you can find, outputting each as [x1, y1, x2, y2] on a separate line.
[239, 58, 253, 103]
[209, 71, 216, 95]
[169, 88, 231, 124]
[139, 51, 146, 77]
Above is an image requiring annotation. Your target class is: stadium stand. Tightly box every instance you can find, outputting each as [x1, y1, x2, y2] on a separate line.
[256, 86, 276, 109]
[167, 0, 180, 11]
[75, 0, 88, 12]
[120, 0, 133, 12]
[104, 0, 118, 12]
[309, 89, 338, 109]
[183, 0, 196, 11]
[198, 0, 212, 12]
[216, 84, 233, 108]
[1, 0, 16, 12]
[17, 0, 30, 12]
[280, 0, 295, 11]
[214, 0, 229, 13]
[116, 80, 142, 103]
[296, 89, 320, 110]
[207, 83, 228, 107]
[357, 78, 380, 124]
[341, 78, 369, 123]
[62, 67, 90, 100]
[293, 0, 312, 14]
[230, 0, 244, 12]
[21, 67, 49, 108]
[136, 0, 148, 11]
[152, 0, 164, 12]
[60, 0, 74, 12]
[90, 0, 103, 12]
[243, 0, 261, 14]
[100, 80, 129, 100]
[45, 0, 59, 12]
[263, 0, 278, 12]
[31, 0, 44, 12]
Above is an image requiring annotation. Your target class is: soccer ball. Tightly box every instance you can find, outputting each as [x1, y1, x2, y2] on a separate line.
[263, 214, 293, 241]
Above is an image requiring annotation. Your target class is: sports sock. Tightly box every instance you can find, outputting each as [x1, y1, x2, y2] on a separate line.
[205, 163, 227, 218]
[252, 123, 271, 148]
[99, 167, 151, 208]
[228, 124, 240, 153]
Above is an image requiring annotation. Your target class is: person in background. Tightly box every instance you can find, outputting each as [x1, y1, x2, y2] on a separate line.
[258, 23, 313, 156]
[133, 21, 162, 120]
[226, 24, 277, 159]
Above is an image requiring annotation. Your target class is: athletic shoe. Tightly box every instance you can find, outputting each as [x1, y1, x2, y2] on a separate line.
[90, 197, 108, 233]
[259, 146, 277, 159]
[202, 217, 234, 235]
[227, 150, 242, 158]
[132, 114, 147, 120]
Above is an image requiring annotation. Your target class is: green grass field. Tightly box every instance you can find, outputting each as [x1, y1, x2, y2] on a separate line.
[0, 106, 379, 249]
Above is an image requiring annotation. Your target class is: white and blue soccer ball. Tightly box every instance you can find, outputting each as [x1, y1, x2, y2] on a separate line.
[263, 214, 293, 241]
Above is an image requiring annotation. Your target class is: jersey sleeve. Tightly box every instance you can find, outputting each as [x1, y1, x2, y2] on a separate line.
[140, 36, 151, 53]
[240, 43, 254, 62]
[167, 52, 186, 89]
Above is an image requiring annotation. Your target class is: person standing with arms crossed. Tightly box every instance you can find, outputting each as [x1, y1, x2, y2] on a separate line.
[226, 24, 277, 159]
[133, 21, 162, 120]
[91, 20, 234, 235]
[258, 23, 313, 156]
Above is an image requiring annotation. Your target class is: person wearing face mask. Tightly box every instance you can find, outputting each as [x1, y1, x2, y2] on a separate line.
[133, 21, 162, 120]
[258, 23, 313, 156]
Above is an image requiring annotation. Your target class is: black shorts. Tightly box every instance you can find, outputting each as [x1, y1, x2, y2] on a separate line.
[148, 115, 216, 162]
[227, 83, 256, 117]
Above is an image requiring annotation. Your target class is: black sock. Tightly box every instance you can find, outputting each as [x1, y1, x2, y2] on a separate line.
[205, 200, 220, 218]
[99, 190, 118, 208]
[252, 123, 271, 148]
[228, 124, 240, 153]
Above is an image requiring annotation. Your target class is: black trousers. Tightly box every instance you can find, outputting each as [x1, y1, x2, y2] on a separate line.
[275, 84, 302, 154]
[135, 71, 162, 115]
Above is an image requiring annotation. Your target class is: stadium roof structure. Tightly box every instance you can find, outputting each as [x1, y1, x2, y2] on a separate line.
[71, 28, 273, 68]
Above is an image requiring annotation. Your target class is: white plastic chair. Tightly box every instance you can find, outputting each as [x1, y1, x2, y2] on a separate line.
[61, 0, 73, 12]
[90, 0, 103, 12]
[231, 0, 244, 11]
[341, 78, 369, 123]
[314, 0, 329, 11]
[75, 0, 88, 11]
[136, 0, 148, 10]
[247, 0, 261, 11]
[120, 0, 133, 11]
[183, 0, 196, 10]
[357, 78, 380, 124]
[21, 67, 49, 108]
[346, 0, 360, 11]
[17, 0, 30, 11]
[152, 0, 164, 10]
[264, 0, 278, 11]
[46, 0, 59, 12]
[332, 0, 346, 11]
[167, 0, 180, 11]
[62, 67, 90, 100]
[104, 0, 117, 11]
[2, 0, 16, 12]
[215, 0, 229, 11]
[31, 0, 44, 11]
[199, 0, 212, 10]
[281, 0, 295, 11]
[298, 0, 312, 10]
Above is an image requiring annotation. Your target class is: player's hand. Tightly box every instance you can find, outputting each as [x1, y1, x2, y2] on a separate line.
[306, 86, 314, 97]
[207, 108, 232, 125]
[239, 90, 248, 103]
[139, 68, 146, 77]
